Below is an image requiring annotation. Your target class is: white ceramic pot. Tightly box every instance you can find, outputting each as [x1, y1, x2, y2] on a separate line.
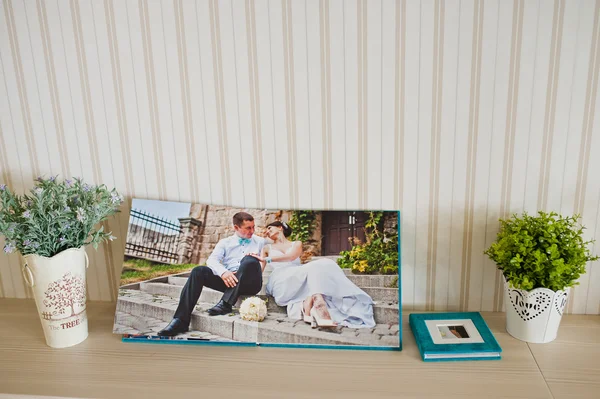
[504, 279, 569, 343]
[22, 247, 89, 348]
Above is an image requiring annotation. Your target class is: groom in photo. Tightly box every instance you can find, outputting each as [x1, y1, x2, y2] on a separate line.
[158, 212, 265, 337]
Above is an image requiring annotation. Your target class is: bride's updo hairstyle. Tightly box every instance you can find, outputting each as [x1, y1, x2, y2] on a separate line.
[266, 221, 293, 237]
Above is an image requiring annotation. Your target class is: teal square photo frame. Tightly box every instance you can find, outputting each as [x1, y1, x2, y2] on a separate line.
[409, 312, 501, 361]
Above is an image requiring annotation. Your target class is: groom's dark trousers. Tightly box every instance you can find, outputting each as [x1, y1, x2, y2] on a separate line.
[173, 255, 263, 325]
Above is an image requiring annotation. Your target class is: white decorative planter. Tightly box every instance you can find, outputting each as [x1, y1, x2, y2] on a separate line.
[22, 247, 89, 348]
[504, 280, 569, 343]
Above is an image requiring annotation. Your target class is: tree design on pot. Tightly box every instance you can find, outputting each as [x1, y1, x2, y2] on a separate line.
[43, 272, 86, 318]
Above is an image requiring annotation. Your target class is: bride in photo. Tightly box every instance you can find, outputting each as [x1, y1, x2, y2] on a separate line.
[250, 221, 376, 329]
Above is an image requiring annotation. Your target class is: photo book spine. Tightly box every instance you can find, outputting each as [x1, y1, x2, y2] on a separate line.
[408, 314, 426, 361]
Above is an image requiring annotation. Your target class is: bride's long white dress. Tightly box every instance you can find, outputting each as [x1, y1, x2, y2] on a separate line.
[265, 246, 376, 328]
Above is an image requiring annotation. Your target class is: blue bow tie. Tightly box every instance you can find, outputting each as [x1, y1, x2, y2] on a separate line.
[238, 237, 251, 245]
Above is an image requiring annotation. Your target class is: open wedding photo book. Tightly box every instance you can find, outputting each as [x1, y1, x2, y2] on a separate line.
[113, 199, 401, 351]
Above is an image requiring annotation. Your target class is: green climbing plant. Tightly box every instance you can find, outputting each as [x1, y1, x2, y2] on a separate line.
[288, 211, 316, 243]
[337, 211, 399, 275]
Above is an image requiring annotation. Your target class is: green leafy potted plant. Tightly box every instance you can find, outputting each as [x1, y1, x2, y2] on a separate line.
[484, 211, 598, 343]
[0, 176, 124, 348]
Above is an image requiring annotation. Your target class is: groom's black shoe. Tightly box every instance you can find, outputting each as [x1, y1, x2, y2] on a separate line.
[157, 318, 188, 336]
[207, 300, 233, 316]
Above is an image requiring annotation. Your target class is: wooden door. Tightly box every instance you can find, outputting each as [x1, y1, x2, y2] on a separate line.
[322, 211, 369, 255]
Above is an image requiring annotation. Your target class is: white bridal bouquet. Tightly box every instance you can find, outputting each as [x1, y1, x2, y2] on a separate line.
[239, 296, 267, 322]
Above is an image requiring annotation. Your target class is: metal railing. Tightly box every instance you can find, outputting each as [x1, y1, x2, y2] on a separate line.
[125, 209, 182, 264]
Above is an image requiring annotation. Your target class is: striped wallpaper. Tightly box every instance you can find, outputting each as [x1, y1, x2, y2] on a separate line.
[0, 0, 599, 314]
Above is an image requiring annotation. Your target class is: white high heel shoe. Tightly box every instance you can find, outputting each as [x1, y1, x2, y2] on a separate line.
[300, 307, 313, 324]
[310, 307, 336, 328]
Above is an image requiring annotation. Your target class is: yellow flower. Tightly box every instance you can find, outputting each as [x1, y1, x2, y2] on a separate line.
[352, 260, 369, 273]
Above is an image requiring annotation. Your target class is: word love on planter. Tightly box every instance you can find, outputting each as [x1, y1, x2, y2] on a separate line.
[505, 282, 570, 344]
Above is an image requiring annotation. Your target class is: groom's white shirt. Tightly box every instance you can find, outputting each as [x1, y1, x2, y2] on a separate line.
[206, 234, 266, 277]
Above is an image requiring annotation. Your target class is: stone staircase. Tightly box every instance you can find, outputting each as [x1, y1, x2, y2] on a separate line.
[115, 268, 400, 347]
[114, 311, 236, 342]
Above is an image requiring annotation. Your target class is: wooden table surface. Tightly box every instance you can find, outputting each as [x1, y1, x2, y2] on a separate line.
[0, 299, 598, 399]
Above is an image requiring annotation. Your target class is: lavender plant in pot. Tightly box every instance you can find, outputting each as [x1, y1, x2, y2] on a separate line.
[484, 211, 598, 343]
[0, 176, 124, 348]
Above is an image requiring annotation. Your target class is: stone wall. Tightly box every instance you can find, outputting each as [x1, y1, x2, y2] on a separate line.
[191, 205, 294, 265]
[176, 217, 202, 264]
[383, 212, 399, 236]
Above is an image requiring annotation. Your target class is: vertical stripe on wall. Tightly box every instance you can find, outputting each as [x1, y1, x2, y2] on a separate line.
[394, 0, 406, 211]
[571, 0, 600, 314]
[494, 0, 525, 311]
[0, 122, 11, 297]
[104, 0, 135, 300]
[104, 0, 133, 197]
[459, 0, 484, 311]
[71, 0, 100, 186]
[138, 0, 167, 201]
[293, 0, 316, 209]
[319, 0, 333, 209]
[426, 0, 444, 311]
[342, 0, 356, 209]
[325, 0, 333, 209]
[538, 0, 565, 211]
[70, 0, 106, 300]
[362, 0, 367, 210]
[0, 13, 23, 298]
[208, 0, 231, 206]
[121, 0, 150, 199]
[357, 0, 367, 209]
[173, 0, 198, 203]
[36, 0, 69, 179]
[220, 0, 249, 207]
[380, 0, 396, 211]
[282, 0, 299, 209]
[246, 0, 266, 208]
[189, 0, 217, 204]
[3, 0, 40, 182]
